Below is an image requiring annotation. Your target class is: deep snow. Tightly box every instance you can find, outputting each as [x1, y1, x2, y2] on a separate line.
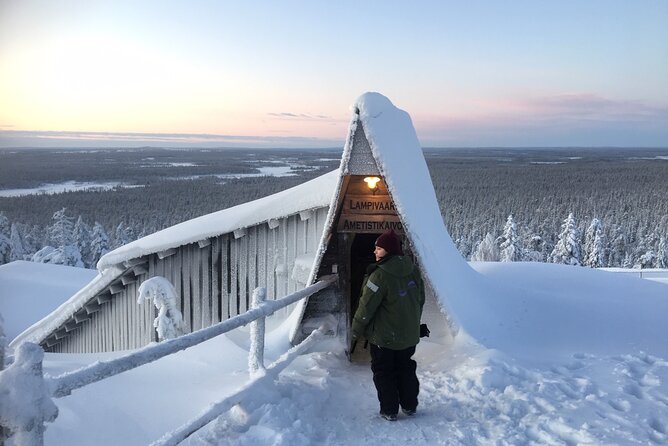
[2, 262, 667, 445]
[0, 261, 97, 341]
[3, 94, 668, 444]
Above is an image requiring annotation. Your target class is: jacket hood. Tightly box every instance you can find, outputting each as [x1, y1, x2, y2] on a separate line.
[378, 255, 414, 277]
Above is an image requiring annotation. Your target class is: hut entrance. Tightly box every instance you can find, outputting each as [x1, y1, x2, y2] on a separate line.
[348, 233, 379, 362]
[350, 233, 379, 321]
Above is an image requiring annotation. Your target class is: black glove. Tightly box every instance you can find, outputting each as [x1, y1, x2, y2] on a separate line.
[420, 323, 430, 338]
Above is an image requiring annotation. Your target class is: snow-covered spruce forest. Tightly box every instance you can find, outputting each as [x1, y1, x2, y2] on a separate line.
[0, 147, 667, 269]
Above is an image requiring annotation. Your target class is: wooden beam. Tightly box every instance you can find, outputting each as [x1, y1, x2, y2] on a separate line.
[74, 310, 91, 324]
[158, 248, 177, 259]
[132, 265, 149, 276]
[45, 336, 62, 348]
[267, 219, 280, 230]
[299, 210, 313, 221]
[65, 319, 80, 332]
[233, 228, 247, 239]
[198, 238, 211, 248]
[55, 328, 68, 340]
[121, 274, 137, 286]
[123, 257, 148, 268]
[85, 301, 101, 314]
[98, 291, 114, 303]
[109, 283, 125, 294]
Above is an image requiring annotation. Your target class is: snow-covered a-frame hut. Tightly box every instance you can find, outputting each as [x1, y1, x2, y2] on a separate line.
[12, 92, 478, 354]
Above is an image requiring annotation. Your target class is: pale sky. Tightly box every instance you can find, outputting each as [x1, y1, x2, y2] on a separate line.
[0, 0, 667, 148]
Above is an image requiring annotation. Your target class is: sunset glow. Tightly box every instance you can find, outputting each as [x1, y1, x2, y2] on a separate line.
[0, 0, 666, 148]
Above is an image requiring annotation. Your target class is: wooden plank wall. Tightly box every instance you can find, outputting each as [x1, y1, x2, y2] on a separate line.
[49, 207, 329, 353]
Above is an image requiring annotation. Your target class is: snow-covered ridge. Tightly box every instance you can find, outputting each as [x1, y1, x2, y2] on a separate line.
[97, 169, 339, 270]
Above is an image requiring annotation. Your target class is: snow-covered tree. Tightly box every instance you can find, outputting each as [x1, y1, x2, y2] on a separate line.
[635, 250, 656, 269]
[114, 223, 136, 248]
[583, 218, 606, 268]
[456, 237, 473, 260]
[0, 212, 9, 237]
[33, 208, 84, 267]
[49, 208, 75, 247]
[633, 232, 657, 268]
[523, 235, 544, 262]
[622, 252, 634, 269]
[471, 232, 499, 261]
[608, 226, 627, 267]
[9, 224, 26, 262]
[32, 245, 84, 267]
[0, 213, 10, 265]
[499, 214, 521, 262]
[73, 217, 92, 267]
[22, 225, 43, 259]
[658, 237, 668, 269]
[90, 222, 110, 267]
[137, 276, 187, 340]
[550, 213, 582, 266]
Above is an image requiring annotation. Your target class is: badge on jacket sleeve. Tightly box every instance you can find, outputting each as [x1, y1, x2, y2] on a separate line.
[366, 280, 379, 292]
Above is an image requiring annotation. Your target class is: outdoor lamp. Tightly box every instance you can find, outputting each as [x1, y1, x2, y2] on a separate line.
[364, 176, 381, 189]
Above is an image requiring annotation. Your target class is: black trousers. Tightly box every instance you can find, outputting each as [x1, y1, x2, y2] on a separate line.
[369, 344, 419, 415]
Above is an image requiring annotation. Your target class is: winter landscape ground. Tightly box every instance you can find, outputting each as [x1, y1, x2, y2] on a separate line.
[3, 259, 668, 445]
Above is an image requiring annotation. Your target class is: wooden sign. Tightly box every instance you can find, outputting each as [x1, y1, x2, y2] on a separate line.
[338, 214, 403, 233]
[343, 195, 396, 215]
[335, 176, 404, 233]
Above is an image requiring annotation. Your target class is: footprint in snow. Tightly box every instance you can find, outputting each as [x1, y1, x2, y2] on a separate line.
[608, 399, 631, 412]
[623, 383, 645, 400]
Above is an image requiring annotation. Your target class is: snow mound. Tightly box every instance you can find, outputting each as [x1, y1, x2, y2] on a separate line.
[0, 261, 97, 342]
[468, 262, 668, 362]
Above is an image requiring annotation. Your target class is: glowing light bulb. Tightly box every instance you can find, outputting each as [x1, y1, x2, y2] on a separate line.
[364, 176, 381, 189]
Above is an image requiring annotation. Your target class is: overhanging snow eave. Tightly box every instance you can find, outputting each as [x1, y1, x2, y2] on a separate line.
[96, 169, 341, 271]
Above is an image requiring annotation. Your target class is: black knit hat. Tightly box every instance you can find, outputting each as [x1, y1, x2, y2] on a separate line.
[375, 230, 402, 255]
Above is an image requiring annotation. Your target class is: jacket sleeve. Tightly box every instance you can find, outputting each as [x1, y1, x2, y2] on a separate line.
[416, 269, 425, 315]
[351, 272, 385, 339]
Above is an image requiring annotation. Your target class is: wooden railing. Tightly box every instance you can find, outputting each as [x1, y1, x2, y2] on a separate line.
[0, 275, 336, 446]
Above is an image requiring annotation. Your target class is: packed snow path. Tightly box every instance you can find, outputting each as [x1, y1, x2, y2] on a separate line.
[186, 338, 668, 446]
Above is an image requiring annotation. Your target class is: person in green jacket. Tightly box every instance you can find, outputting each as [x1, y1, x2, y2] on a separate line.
[351, 229, 425, 421]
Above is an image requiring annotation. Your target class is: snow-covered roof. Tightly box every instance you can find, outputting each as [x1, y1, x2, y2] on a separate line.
[12, 169, 340, 348]
[98, 169, 339, 270]
[295, 92, 482, 341]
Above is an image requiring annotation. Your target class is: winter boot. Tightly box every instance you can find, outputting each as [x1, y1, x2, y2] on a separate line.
[380, 412, 398, 421]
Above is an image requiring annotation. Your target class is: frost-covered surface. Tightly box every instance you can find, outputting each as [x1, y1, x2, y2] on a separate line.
[291, 253, 317, 285]
[9, 264, 122, 349]
[98, 169, 339, 270]
[15, 261, 665, 446]
[0, 342, 58, 443]
[11, 171, 338, 348]
[137, 277, 187, 341]
[0, 261, 97, 342]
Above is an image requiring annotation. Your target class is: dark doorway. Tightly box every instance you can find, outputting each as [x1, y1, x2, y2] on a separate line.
[349, 233, 380, 325]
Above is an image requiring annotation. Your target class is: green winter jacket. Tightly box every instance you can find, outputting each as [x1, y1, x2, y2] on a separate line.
[351, 255, 425, 350]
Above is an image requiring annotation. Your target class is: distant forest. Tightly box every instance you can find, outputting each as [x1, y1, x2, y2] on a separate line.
[0, 147, 667, 269]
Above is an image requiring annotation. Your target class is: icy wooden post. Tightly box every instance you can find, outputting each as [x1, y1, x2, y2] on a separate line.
[0, 343, 58, 446]
[248, 287, 266, 376]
